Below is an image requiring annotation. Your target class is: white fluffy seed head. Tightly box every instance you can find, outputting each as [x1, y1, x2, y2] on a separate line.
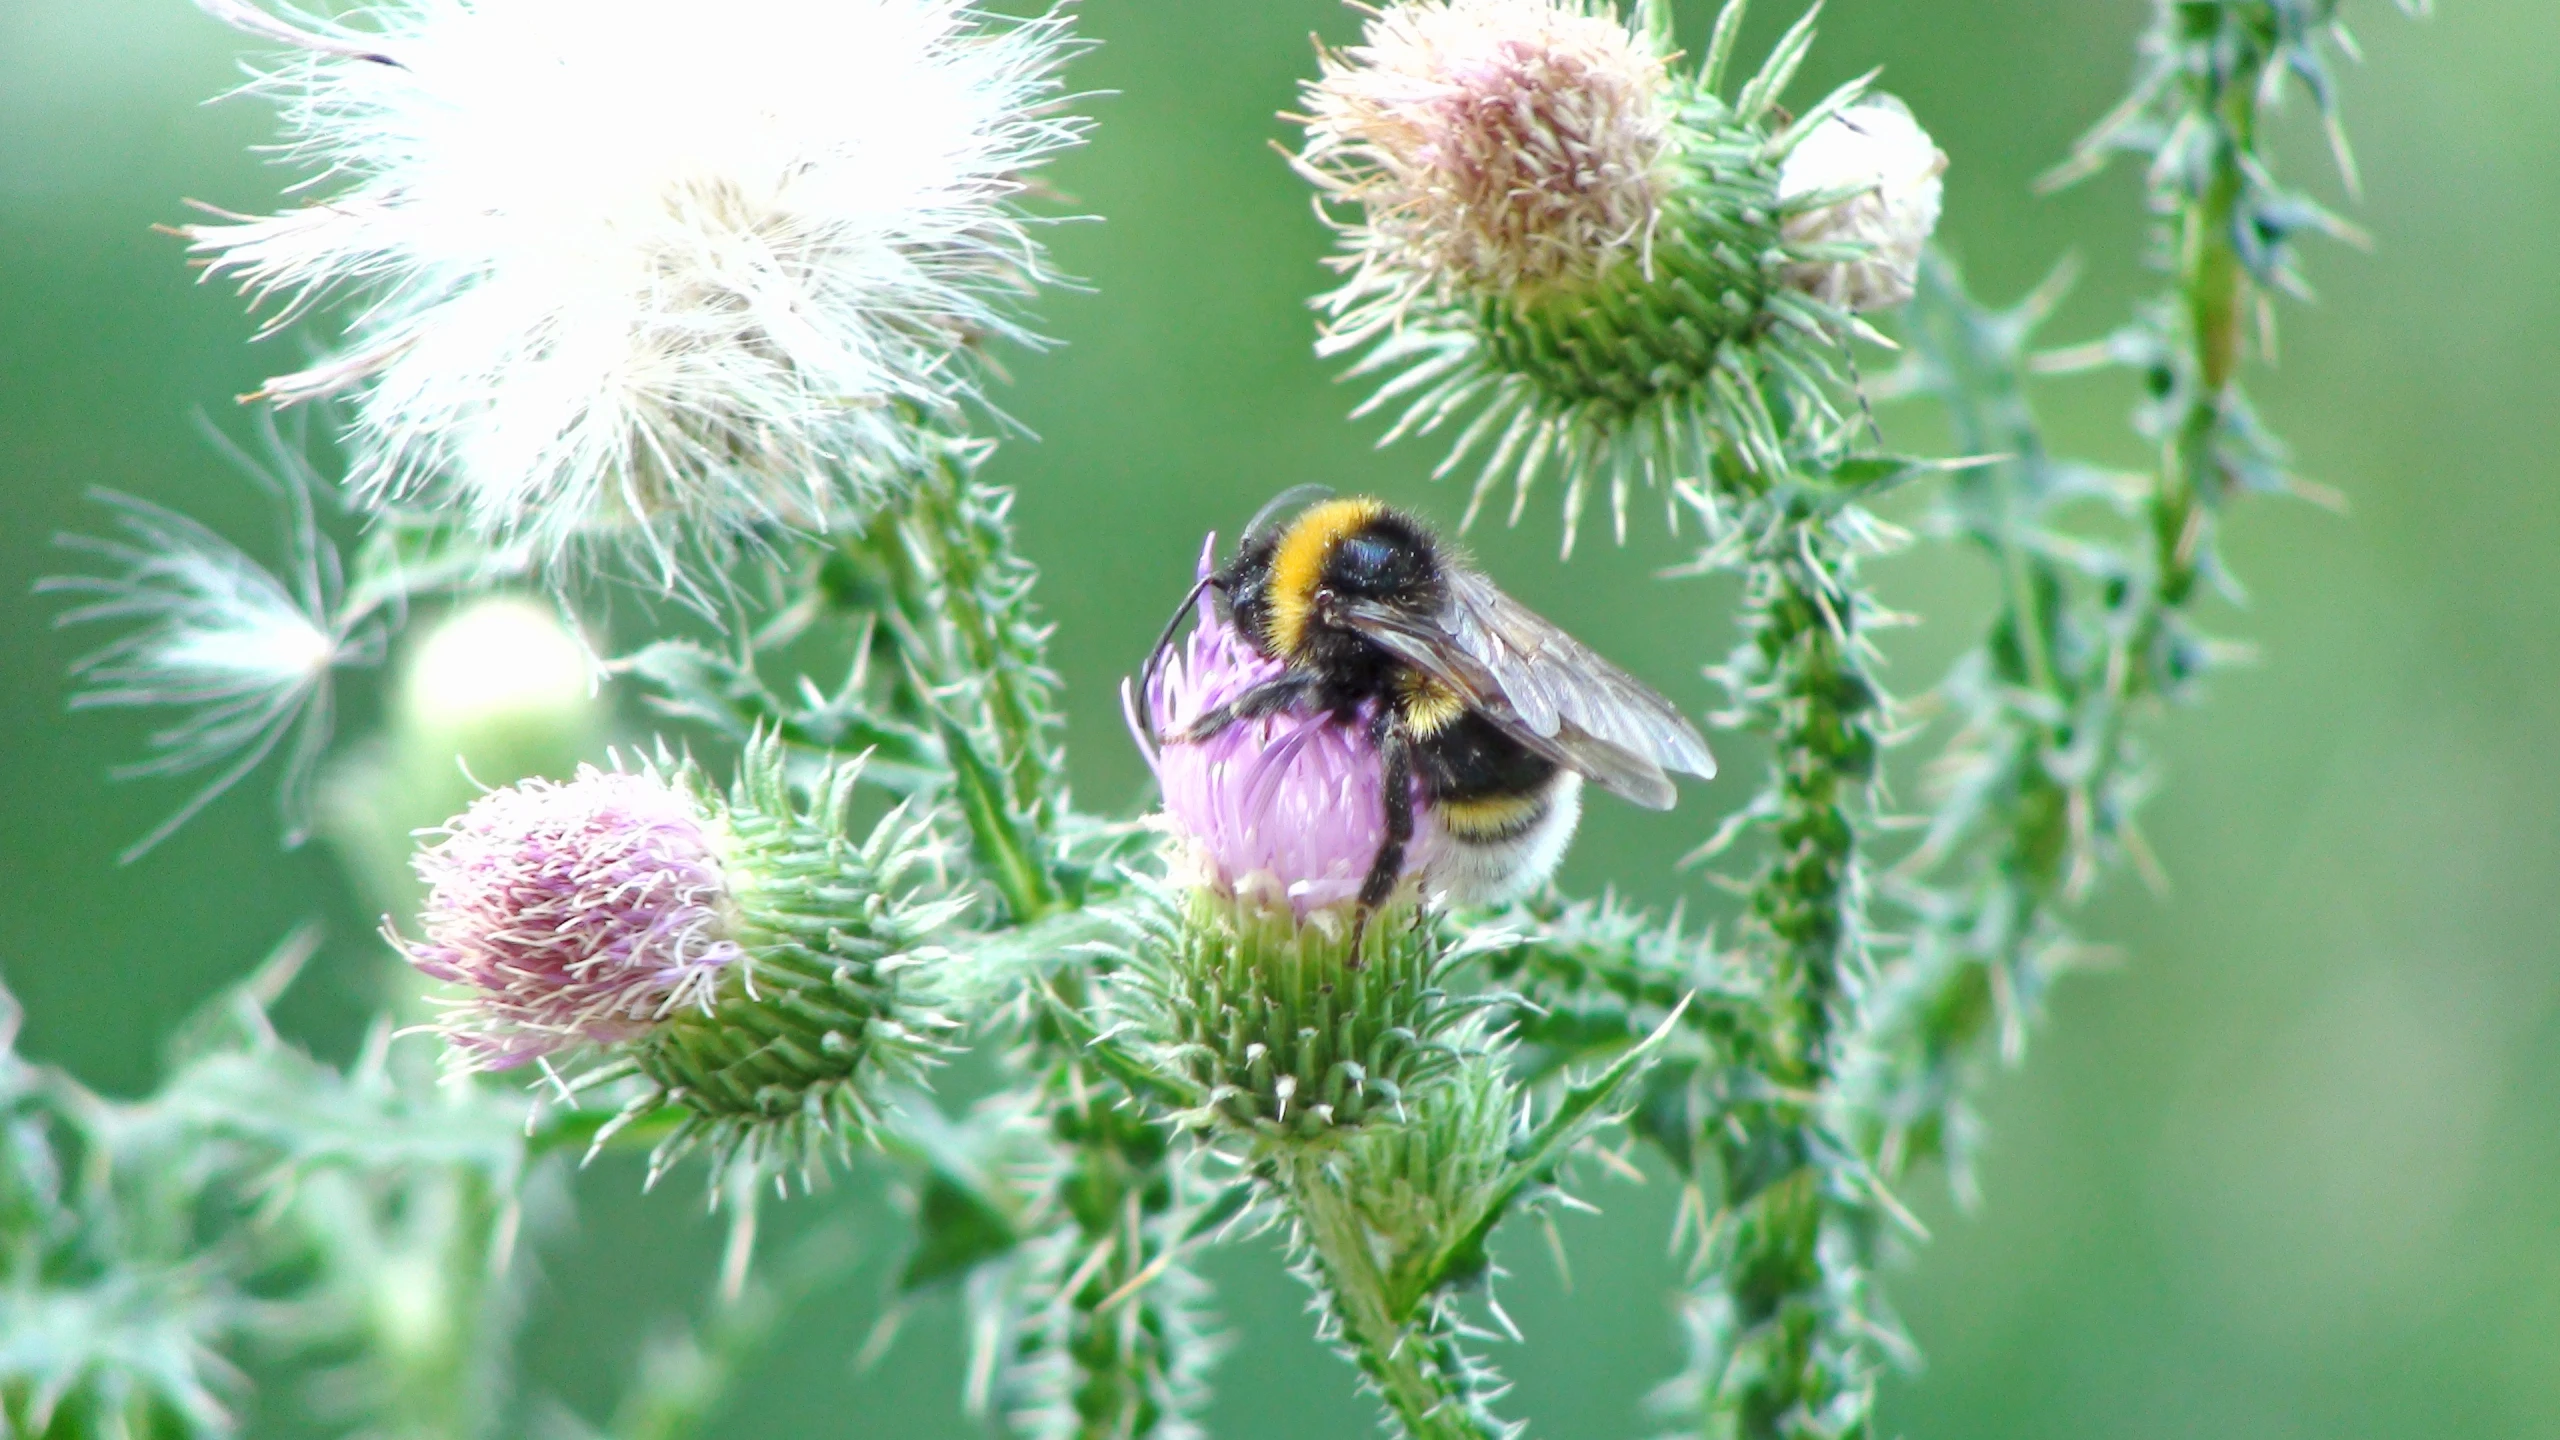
[1777, 95, 1948, 312]
[1297, 0, 1674, 303]
[185, 0, 1085, 581]
[41, 472, 382, 861]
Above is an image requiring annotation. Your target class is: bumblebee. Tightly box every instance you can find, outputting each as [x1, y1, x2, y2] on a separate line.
[1149, 486, 1716, 913]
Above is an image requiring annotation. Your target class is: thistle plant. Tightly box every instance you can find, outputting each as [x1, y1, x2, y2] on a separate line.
[395, 739, 968, 1186]
[1294, 0, 1929, 546]
[23, 0, 2418, 1437]
[1860, 0, 2427, 1205]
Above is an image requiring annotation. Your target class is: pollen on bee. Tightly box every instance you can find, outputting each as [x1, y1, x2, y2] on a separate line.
[1394, 672, 1467, 737]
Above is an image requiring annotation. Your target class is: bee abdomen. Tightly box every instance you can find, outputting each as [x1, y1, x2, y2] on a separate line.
[1434, 789, 1550, 840]
[1421, 770, 1583, 905]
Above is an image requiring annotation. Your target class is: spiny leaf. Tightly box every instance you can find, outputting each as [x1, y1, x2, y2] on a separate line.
[1418, 999, 1688, 1296]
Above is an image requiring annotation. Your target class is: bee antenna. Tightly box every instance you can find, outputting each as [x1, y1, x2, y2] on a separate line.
[1241, 483, 1337, 548]
[1138, 570, 1222, 747]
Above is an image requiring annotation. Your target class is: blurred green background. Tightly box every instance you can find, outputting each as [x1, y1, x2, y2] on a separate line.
[5, 0, 2553, 1435]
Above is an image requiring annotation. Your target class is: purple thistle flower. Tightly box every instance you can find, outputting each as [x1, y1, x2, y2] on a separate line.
[1131, 539, 1430, 919]
[399, 766, 742, 1069]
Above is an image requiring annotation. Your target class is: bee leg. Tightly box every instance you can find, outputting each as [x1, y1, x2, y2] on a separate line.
[1173, 674, 1319, 744]
[1348, 718, 1415, 967]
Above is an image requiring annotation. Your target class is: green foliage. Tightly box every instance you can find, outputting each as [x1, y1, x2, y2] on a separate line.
[0, 936, 540, 1440]
[1269, 1017, 1681, 1440]
[17, 2, 2422, 1438]
[1850, 253, 2130, 1195]
[605, 739, 973, 1191]
[1863, 0, 2415, 1207]
[616, 641, 942, 792]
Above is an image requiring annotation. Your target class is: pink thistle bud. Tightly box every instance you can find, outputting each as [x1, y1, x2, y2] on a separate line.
[401, 767, 739, 1070]
[397, 737, 963, 1183]
[1114, 545, 1489, 1138]
[1132, 542, 1429, 920]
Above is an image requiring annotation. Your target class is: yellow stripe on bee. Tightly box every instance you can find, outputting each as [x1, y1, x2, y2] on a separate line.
[1396, 672, 1466, 737]
[1435, 790, 1548, 839]
[1264, 497, 1385, 659]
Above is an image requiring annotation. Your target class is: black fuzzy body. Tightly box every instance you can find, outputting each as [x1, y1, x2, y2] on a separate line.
[1195, 499, 1569, 913]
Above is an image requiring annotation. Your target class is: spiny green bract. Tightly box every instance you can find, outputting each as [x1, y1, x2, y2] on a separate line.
[1314, 1, 1877, 550]
[614, 735, 970, 1188]
[1101, 889, 1493, 1142]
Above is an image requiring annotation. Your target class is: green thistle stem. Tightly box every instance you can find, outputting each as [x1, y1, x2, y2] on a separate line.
[819, 450, 1203, 1438]
[1276, 1149, 1507, 1440]
[1688, 499, 1885, 1440]
[1868, 8, 2330, 1162]
[2139, 32, 2255, 677]
[893, 453, 1066, 921]
[2103, 2, 2393, 725]
[818, 448, 1065, 922]
[1742, 515, 1874, 1067]
[1012, 1054, 1206, 1440]
[900, 456, 1065, 839]
[1000, 937, 1210, 1440]
[1858, 0, 2412, 1290]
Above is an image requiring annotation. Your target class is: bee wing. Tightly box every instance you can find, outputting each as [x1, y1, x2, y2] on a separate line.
[1436, 565, 1716, 783]
[1335, 569, 1715, 811]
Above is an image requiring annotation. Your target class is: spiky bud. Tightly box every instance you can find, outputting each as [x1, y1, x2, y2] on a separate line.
[1118, 580, 1483, 1141]
[1106, 889, 1473, 1144]
[1295, 0, 1938, 542]
[398, 737, 962, 1180]
[1299, 0, 1675, 304]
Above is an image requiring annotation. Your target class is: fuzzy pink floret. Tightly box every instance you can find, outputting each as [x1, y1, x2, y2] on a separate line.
[1135, 541, 1428, 917]
[1299, 0, 1673, 299]
[400, 767, 740, 1069]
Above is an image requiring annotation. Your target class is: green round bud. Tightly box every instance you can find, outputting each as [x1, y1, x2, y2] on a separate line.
[1116, 891, 1477, 1143]
[628, 738, 964, 1184]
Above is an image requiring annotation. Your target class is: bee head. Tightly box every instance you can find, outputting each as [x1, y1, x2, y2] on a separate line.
[1138, 484, 1346, 741]
[1226, 493, 1441, 664]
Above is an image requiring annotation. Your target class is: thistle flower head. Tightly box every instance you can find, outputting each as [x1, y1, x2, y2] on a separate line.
[396, 738, 963, 1183]
[184, 0, 1087, 582]
[1134, 544, 1423, 919]
[1778, 95, 1948, 311]
[1101, 885, 1483, 1141]
[401, 767, 738, 1070]
[1298, 0, 1674, 302]
[41, 430, 382, 862]
[1295, 0, 1888, 549]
